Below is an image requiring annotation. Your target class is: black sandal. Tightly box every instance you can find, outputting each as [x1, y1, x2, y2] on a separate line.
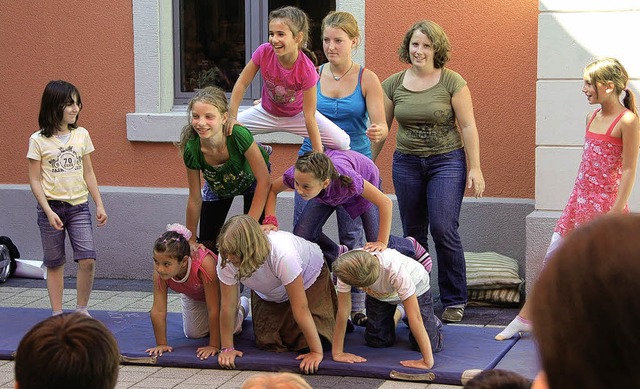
[352, 312, 368, 327]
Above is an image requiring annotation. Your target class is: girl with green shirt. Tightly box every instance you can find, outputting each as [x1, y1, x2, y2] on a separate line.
[177, 86, 270, 252]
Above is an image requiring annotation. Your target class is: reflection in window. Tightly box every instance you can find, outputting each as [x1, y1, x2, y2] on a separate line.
[175, 0, 334, 104]
[178, 0, 245, 93]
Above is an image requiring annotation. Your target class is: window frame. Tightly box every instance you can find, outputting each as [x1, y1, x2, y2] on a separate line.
[172, 0, 263, 105]
[126, 0, 365, 143]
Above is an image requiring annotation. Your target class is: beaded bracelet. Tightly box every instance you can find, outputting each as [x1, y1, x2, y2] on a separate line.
[262, 215, 279, 228]
[219, 347, 235, 353]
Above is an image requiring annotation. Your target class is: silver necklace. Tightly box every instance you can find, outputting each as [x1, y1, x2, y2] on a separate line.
[329, 61, 354, 81]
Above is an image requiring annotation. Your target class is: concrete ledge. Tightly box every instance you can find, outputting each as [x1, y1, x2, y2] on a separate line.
[525, 210, 560, 295]
[0, 185, 534, 283]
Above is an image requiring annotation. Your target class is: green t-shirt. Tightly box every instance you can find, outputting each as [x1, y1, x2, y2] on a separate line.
[382, 67, 466, 156]
[183, 125, 269, 198]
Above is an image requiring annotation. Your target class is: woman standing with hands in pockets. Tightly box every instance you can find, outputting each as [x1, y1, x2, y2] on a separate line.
[381, 20, 485, 323]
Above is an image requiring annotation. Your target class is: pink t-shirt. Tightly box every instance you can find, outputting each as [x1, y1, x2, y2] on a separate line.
[159, 247, 216, 302]
[252, 43, 318, 117]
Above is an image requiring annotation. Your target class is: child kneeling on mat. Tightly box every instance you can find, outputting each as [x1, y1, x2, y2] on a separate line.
[216, 215, 337, 375]
[146, 223, 248, 360]
[331, 249, 443, 369]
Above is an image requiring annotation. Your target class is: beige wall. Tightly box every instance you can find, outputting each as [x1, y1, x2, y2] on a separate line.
[0, 1, 538, 199]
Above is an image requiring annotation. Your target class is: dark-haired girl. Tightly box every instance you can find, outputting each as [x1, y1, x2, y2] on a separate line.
[264, 150, 432, 270]
[147, 223, 248, 360]
[27, 80, 107, 317]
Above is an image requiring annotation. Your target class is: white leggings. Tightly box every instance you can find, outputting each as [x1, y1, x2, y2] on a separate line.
[542, 232, 564, 267]
[180, 294, 244, 338]
[238, 103, 351, 150]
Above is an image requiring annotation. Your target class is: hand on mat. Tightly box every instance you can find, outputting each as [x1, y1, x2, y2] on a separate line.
[400, 358, 434, 370]
[146, 345, 172, 357]
[218, 348, 243, 369]
[333, 352, 367, 364]
[363, 241, 387, 253]
[296, 351, 323, 374]
[196, 345, 218, 360]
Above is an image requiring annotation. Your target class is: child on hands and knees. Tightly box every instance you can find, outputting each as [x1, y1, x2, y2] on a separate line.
[331, 249, 443, 370]
[146, 223, 248, 360]
[224, 6, 350, 152]
[27, 80, 108, 317]
[496, 57, 639, 341]
[216, 215, 337, 375]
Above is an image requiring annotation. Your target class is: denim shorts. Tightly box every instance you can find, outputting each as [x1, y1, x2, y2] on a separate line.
[36, 201, 96, 268]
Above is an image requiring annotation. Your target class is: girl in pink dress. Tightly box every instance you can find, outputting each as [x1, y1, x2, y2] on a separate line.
[496, 57, 639, 340]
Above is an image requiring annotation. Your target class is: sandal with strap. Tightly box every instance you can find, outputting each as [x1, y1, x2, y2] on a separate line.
[352, 312, 368, 327]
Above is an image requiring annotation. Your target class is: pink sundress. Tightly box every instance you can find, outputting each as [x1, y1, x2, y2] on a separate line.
[554, 108, 629, 236]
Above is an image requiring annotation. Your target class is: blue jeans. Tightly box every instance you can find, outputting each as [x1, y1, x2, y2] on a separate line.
[293, 192, 365, 250]
[364, 289, 443, 352]
[36, 201, 96, 268]
[293, 198, 415, 266]
[392, 149, 467, 307]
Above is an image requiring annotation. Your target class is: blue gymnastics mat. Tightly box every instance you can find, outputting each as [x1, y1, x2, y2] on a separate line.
[494, 334, 540, 380]
[0, 307, 530, 385]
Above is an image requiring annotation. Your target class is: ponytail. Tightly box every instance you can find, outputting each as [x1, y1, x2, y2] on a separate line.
[301, 46, 318, 66]
[623, 88, 638, 117]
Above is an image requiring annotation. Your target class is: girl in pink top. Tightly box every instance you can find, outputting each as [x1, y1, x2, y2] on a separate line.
[496, 57, 640, 341]
[224, 6, 350, 152]
[146, 223, 248, 360]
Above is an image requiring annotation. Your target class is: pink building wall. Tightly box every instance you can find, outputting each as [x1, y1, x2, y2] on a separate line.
[0, 1, 537, 198]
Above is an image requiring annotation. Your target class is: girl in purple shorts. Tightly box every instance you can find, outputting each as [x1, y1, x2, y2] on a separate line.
[27, 80, 108, 317]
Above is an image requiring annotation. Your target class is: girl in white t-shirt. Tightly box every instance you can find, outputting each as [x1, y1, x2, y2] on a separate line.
[216, 215, 337, 375]
[331, 249, 443, 370]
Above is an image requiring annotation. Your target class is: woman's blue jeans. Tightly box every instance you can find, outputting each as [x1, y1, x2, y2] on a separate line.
[392, 149, 467, 307]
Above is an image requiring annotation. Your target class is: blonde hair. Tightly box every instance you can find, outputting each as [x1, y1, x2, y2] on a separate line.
[321, 11, 360, 48]
[241, 372, 312, 389]
[584, 57, 637, 116]
[217, 215, 271, 281]
[332, 250, 380, 288]
[176, 86, 229, 154]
